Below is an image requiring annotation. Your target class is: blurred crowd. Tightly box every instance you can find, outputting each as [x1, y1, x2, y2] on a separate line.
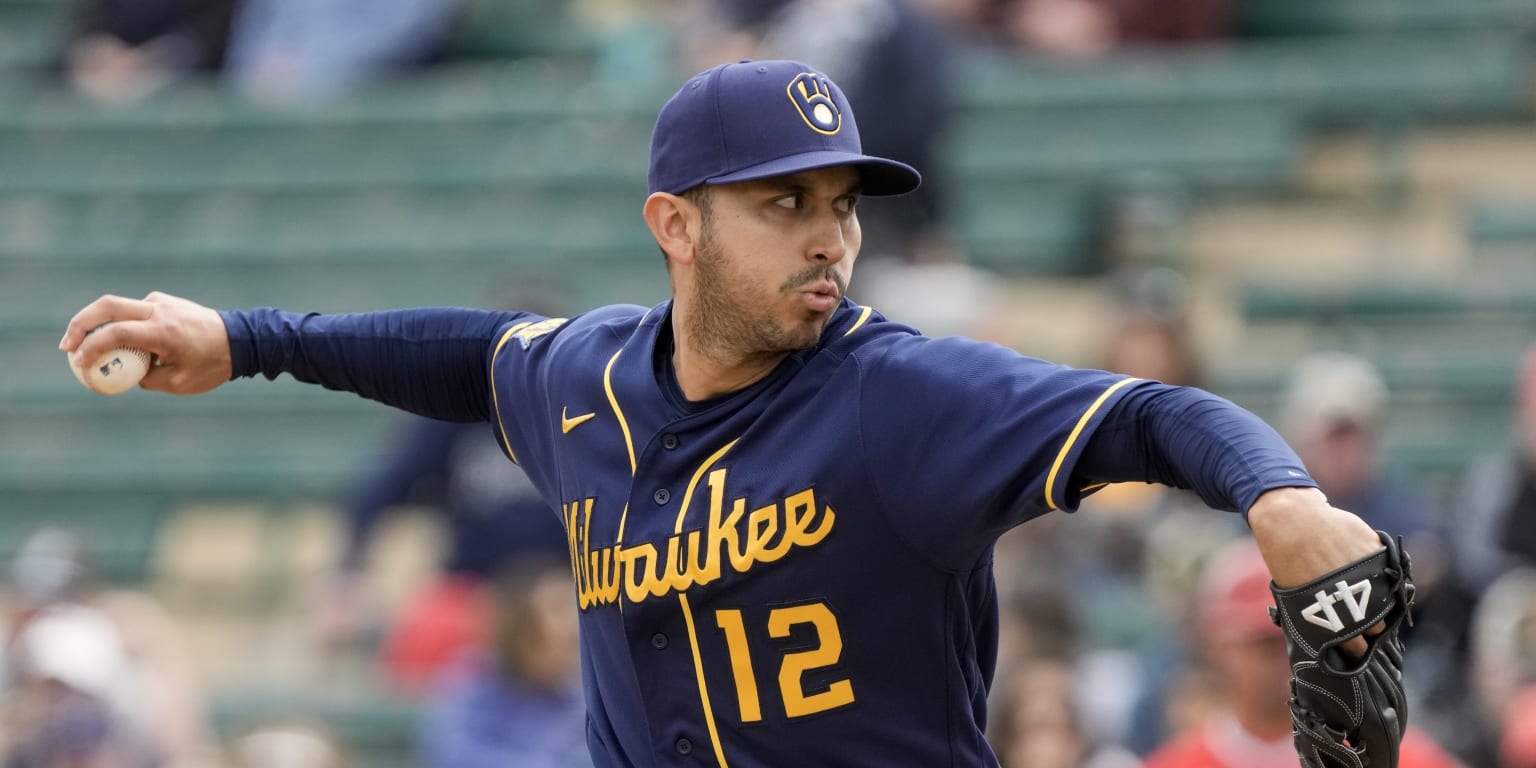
[56, 0, 1237, 103]
[10, 0, 1536, 767]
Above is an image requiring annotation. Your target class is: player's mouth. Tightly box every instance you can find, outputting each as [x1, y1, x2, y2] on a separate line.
[799, 282, 841, 313]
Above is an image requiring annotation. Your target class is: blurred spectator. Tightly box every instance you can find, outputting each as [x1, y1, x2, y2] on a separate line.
[1500, 683, 1536, 768]
[852, 260, 1006, 339]
[225, 0, 461, 102]
[1450, 344, 1536, 595]
[1276, 351, 1451, 632]
[417, 556, 587, 768]
[1099, 267, 1201, 388]
[1439, 346, 1536, 762]
[0, 529, 208, 768]
[1277, 351, 1438, 542]
[988, 656, 1141, 768]
[1142, 538, 1460, 768]
[992, 0, 1232, 58]
[319, 415, 569, 694]
[3, 604, 158, 768]
[1469, 567, 1536, 768]
[61, 0, 239, 104]
[680, 0, 956, 265]
[62, 0, 466, 105]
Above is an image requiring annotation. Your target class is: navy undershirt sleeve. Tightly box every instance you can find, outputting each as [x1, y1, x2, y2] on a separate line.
[1076, 382, 1317, 516]
[219, 307, 520, 423]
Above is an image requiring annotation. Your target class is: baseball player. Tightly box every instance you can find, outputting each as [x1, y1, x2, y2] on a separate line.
[61, 60, 1405, 767]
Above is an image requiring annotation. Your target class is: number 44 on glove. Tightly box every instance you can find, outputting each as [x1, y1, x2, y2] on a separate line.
[1269, 531, 1415, 768]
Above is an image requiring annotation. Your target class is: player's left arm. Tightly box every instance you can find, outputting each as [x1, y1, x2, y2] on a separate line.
[1079, 383, 1389, 651]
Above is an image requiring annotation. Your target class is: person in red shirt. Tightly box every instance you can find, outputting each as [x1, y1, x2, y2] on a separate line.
[1143, 538, 1463, 768]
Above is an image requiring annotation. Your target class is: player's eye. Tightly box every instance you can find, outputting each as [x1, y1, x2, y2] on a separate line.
[834, 196, 859, 215]
[773, 195, 801, 210]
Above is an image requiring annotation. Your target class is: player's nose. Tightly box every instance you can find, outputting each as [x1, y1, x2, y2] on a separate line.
[807, 211, 851, 264]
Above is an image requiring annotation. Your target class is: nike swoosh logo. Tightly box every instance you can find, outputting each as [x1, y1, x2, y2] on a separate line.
[561, 407, 596, 434]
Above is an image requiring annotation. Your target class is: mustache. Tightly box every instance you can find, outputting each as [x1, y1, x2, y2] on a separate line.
[781, 268, 846, 297]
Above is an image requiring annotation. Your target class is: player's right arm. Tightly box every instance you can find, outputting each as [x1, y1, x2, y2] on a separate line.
[60, 292, 527, 422]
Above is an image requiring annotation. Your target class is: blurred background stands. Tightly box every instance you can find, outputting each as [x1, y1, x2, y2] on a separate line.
[0, 0, 1534, 765]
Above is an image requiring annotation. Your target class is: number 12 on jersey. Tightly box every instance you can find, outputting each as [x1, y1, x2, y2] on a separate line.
[714, 600, 855, 722]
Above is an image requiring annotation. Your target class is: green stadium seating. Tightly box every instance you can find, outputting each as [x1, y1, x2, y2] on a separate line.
[945, 103, 1300, 189]
[0, 250, 667, 339]
[0, 117, 654, 194]
[2, 14, 1531, 537]
[1241, 282, 1536, 322]
[1221, 281, 1536, 487]
[0, 0, 79, 72]
[0, 60, 664, 130]
[0, 384, 393, 499]
[957, 30, 1533, 124]
[211, 688, 420, 768]
[1465, 198, 1536, 246]
[0, 181, 652, 255]
[948, 181, 1097, 274]
[1238, 0, 1536, 37]
[0, 490, 166, 584]
[447, 0, 600, 62]
[1237, 283, 1536, 386]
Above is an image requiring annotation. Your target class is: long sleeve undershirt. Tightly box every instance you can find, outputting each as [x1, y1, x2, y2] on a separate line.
[220, 307, 1315, 515]
[220, 306, 513, 422]
[1077, 382, 1315, 516]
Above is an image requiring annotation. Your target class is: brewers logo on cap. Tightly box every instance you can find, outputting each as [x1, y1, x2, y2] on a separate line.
[787, 73, 841, 136]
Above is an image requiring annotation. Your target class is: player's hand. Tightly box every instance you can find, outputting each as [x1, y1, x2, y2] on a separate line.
[1247, 486, 1386, 657]
[61, 292, 232, 395]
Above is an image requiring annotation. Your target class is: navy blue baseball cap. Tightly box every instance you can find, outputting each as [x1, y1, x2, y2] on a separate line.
[647, 60, 922, 197]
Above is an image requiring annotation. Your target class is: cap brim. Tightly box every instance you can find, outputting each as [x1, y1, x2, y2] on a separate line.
[706, 150, 921, 197]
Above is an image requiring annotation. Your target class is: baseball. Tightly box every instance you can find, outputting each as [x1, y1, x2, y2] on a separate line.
[70, 346, 152, 395]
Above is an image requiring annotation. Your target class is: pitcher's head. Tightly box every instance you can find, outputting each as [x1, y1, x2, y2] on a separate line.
[647, 60, 920, 198]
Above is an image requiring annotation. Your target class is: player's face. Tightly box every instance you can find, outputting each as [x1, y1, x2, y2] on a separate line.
[1210, 633, 1292, 724]
[689, 166, 862, 355]
[504, 572, 580, 692]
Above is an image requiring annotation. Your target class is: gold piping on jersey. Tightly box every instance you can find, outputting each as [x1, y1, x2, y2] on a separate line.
[604, 348, 638, 476]
[604, 348, 639, 545]
[842, 305, 873, 336]
[675, 439, 740, 534]
[1044, 377, 1141, 511]
[679, 593, 732, 768]
[489, 322, 535, 464]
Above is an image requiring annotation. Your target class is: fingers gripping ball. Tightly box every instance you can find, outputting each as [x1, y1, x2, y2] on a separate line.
[69, 346, 152, 395]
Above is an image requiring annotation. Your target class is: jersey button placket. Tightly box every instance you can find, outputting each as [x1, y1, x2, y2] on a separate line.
[662, 433, 680, 450]
[650, 632, 668, 649]
[675, 737, 693, 756]
[653, 488, 670, 505]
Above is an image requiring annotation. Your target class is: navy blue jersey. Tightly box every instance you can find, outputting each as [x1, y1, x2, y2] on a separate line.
[488, 299, 1145, 767]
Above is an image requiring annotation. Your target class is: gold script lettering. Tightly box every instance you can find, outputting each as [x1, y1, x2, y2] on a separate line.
[568, 469, 836, 609]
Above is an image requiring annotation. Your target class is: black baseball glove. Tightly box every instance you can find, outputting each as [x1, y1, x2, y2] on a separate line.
[1268, 530, 1415, 768]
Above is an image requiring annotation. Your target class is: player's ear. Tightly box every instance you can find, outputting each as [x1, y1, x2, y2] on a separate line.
[643, 191, 699, 266]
